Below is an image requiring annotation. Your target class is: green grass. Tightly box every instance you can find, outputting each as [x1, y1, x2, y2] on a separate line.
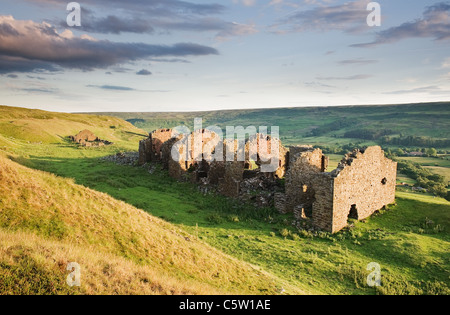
[396, 173, 417, 185]
[0, 151, 293, 295]
[13, 141, 448, 295]
[396, 156, 450, 185]
[397, 157, 450, 168]
[326, 154, 344, 170]
[1, 105, 449, 295]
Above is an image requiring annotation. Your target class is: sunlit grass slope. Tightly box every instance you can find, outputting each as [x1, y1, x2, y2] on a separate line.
[0, 105, 147, 150]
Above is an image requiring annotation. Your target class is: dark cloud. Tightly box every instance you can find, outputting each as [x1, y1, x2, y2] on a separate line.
[30, 0, 254, 39]
[75, 15, 155, 34]
[0, 22, 20, 36]
[352, 2, 450, 47]
[6, 74, 18, 78]
[60, 13, 256, 38]
[0, 16, 219, 74]
[25, 0, 225, 15]
[137, 69, 152, 75]
[0, 55, 60, 74]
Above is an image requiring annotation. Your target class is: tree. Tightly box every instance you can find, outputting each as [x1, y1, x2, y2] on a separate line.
[395, 148, 405, 156]
[429, 184, 447, 198]
[426, 148, 437, 157]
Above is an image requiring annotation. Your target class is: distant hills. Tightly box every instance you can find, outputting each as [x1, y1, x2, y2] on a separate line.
[96, 102, 450, 147]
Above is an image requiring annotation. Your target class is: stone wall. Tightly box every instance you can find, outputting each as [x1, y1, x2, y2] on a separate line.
[150, 129, 173, 161]
[284, 146, 328, 213]
[138, 128, 173, 165]
[329, 146, 397, 233]
[310, 173, 334, 232]
[138, 137, 152, 165]
[245, 133, 288, 179]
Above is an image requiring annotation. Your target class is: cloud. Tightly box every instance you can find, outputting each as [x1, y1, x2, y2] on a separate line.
[316, 74, 373, 80]
[274, 0, 371, 34]
[137, 69, 152, 75]
[442, 57, 450, 68]
[383, 85, 443, 95]
[148, 58, 191, 63]
[87, 85, 135, 91]
[24, 0, 225, 15]
[0, 55, 60, 74]
[352, 2, 450, 48]
[74, 14, 155, 35]
[21, 87, 57, 93]
[338, 58, 378, 66]
[304, 81, 336, 89]
[0, 16, 219, 74]
[6, 74, 18, 78]
[150, 18, 257, 39]
[27, 0, 256, 39]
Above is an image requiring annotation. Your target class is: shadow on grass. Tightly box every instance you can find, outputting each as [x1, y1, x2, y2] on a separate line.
[21, 154, 279, 232]
[122, 130, 148, 137]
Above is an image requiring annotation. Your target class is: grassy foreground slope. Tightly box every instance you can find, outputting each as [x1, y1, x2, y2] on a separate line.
[0, 153, 294, 295]
[0, 106, 297, 295]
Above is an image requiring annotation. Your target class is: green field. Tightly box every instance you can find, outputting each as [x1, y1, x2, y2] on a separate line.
[396, 156, 450, 185]
[397, 157, 450, 168]
[1, 104, 449, 295]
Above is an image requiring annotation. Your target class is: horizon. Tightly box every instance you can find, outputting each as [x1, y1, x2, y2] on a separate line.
[1, 1, 450, 112]
[2, 101, 450, 115]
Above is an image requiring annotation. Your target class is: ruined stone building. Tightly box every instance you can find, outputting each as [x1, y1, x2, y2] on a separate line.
[139, 128, 397, 233]
[69, 130, 112, 147]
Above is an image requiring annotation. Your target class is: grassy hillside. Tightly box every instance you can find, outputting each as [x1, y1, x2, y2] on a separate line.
[23, 147, 448, 295]
[0, 105, 147, 149]
[1, 105, 449, 295]
[0, 149, 296, 295]
[0, 105, 297, 295]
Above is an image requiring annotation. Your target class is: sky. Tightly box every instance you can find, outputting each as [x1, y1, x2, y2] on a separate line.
[0, 0, 449, 112]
